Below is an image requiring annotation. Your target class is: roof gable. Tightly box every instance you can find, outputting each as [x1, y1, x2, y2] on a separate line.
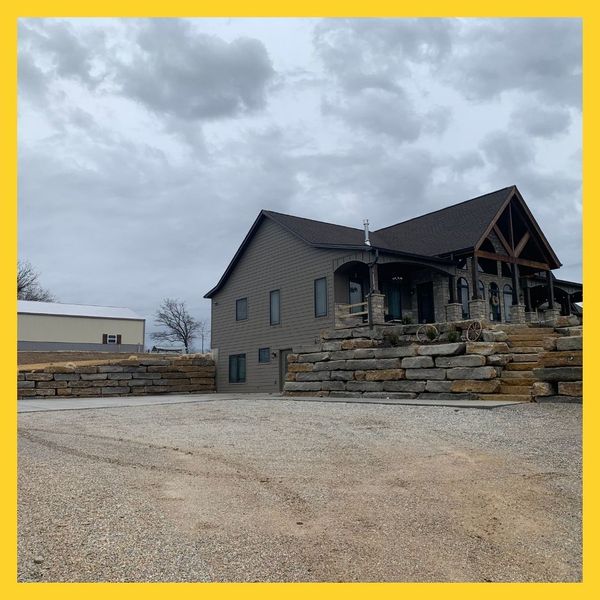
[372, 187, 513, 256]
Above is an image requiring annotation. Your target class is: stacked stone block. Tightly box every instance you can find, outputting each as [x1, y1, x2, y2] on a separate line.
[532, 335, 582, 403]
[284, 335, 511, 401]
[18, 354, 215, 399]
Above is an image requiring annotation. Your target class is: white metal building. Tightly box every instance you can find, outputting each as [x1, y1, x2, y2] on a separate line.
[18, 301, 145, 352]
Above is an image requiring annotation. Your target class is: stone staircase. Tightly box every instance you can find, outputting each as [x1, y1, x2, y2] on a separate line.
[487, 326, 559, 402]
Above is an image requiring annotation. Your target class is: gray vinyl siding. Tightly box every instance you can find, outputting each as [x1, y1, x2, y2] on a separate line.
[210, 218, 345, 393]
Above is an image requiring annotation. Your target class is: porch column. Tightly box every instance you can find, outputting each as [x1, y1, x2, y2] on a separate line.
[524, 283, 532, 311]
[546, 271, 555, 309]
[445, 274, 462, 321]
[448, 274, 456, 303]
[511, 263, 521, 305]
[468, 253, 487, 320]
[544, 271, 561, 325]
[370, 262, 380, 294]
[471, 254, 479, 299]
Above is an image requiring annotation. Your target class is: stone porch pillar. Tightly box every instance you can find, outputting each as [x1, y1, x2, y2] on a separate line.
[469, 299, 488, 321]
[543, 307, 561, 326]
[368, 293, 386, 325]
[445, 303, 462, 322]
[510, 304, 526, 324]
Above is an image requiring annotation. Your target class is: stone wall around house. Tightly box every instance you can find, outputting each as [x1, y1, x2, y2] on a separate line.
[17, 354, 215, 399]
[532, 332, 582, 403]
[284, 331, 512, 401]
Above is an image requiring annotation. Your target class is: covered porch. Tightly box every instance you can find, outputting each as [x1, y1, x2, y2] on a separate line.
[332, 250, 458, 328]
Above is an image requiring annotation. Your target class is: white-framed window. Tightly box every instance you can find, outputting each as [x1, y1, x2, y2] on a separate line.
[107, 334, 118, 344]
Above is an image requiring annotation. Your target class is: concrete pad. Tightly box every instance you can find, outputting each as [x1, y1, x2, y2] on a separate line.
[282, 396, 526, 409]
[18, 391, 526, 413]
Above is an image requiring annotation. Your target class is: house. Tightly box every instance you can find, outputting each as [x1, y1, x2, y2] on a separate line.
[18, 301, 145, 353]
[205, 186, 582, 393]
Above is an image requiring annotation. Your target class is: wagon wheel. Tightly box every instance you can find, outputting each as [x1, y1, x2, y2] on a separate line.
[466, 320, 482, 342]
[416, 324, 439, 343]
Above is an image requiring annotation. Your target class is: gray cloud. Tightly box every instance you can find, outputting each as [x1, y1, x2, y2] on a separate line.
[17, 52, 48, 101]
[19, 20, 102, 87]
[509, 103, 572, 138]
[314, 18, 456, 93]
[115, 19, 275, 121]
[322, 89, 421, 142]
[480, 130, 536, 172]
[447, 19, 581, 108]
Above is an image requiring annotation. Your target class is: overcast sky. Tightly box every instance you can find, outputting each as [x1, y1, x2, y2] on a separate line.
[18, 18, 582, 344]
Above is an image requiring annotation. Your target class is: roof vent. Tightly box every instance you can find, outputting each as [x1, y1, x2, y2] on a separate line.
[363, 219, 371, 246]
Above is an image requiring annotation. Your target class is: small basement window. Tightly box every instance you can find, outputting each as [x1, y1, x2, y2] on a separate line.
[258, 347, 270, 363]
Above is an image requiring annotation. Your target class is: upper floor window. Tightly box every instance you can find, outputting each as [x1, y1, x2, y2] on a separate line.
[314, 277, 328, 317]
[270, 290, 280, 325]
[236, 297, 248, 321]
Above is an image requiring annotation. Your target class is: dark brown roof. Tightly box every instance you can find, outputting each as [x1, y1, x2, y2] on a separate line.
[373, 187, 513, 256]
[205, 185, 543, 298]
[263, 187, 514, 256]
[263, 210, 367, 247]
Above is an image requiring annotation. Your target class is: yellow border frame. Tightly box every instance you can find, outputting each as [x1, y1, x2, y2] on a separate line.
[2, 3, 595, 598]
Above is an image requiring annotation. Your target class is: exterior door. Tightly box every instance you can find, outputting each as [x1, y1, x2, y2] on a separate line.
[279, 348, 293, 392]
[349, 277, 364, 313]
[384, 281, 402, 320]
[417, 282, 435, 324]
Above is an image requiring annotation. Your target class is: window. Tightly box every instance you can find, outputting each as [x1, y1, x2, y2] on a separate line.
[314, 277, 328, 317]
[270, 290, 280, 325]
[258, 347, 270, 363]
[457, 277, 470, 319]
[103, 333, 121, 344]
[503, 284, 513, 322]
[236, 297, 248, 321]
[478, 280, 486, 300]
[229, 354, 246, 383]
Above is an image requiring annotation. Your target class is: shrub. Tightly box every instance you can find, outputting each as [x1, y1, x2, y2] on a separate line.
[447, 330, 460, 343]
[426, 326, 438, 341]
[401, 316, 413, 325]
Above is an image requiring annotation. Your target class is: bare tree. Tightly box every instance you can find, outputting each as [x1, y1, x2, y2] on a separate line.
[17, 260, 56, 301]
[152, 298, 204, 354]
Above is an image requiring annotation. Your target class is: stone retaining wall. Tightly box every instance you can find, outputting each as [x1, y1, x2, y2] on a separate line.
[17, 354, 215, 399]
[532, 331, 582, 403]
[284, 330, 512, 401]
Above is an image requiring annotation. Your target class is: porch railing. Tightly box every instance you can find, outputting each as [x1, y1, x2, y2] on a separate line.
[335, 301, 368, 328]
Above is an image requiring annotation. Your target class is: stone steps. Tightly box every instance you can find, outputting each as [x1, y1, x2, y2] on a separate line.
[508, 339, 550, 347]
[509, 346, 544, 354]
[502, 371, 534, 379]
[501, 377, 535, 386]
[511, 353, 539, 362]
[507, 334, 559, 341]
[505, 362, 538, 371]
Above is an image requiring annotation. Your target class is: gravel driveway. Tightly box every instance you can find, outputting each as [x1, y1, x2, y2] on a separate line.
[18, 398, 581, 582]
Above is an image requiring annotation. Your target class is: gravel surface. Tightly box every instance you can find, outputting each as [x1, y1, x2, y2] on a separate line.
[18, 399, 581, 582]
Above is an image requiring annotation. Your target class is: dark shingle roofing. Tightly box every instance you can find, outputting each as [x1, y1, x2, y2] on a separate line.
[262, 210, 367, 248]
[264, 187, 514, 256]
[373, 186, 513, 256]
[204, 185, 553, 298]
